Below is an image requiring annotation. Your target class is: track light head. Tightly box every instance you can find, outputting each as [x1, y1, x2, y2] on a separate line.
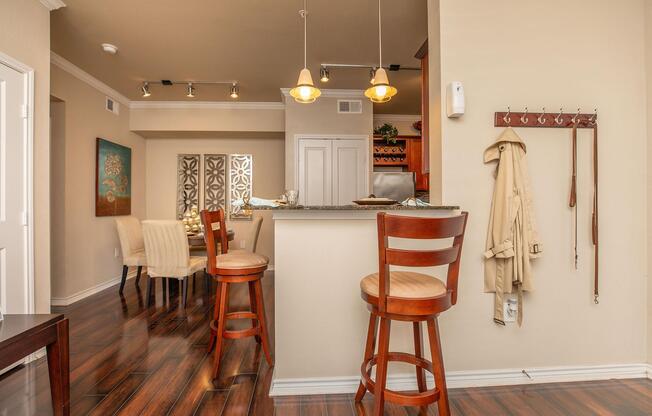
[369, 68, 377, 85]
[230, 83, 239, 99]
[186, 82, 195, 98]
[319, 67, 330, 83]
[141, 82, 151, 98]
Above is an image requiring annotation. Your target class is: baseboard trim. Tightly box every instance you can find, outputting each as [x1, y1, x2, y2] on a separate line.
[50, 269, 139, 306]
[269, 363, 649, 396]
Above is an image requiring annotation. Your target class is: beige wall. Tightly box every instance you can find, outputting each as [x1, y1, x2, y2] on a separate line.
[130, 105, 285, 135]
[145, 137, 285, 263]
[284, 93, 373, 188]
[50, 64, 147, 300]
[0, 0, 51, 313]
[647, 1, 652, 364]
[438, 0, 647, 370]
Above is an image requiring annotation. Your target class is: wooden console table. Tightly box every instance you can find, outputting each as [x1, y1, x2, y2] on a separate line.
[0, 314, 69, 415]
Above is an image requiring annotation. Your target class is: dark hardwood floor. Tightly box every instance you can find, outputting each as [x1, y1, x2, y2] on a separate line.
[0, 271, 650, 415]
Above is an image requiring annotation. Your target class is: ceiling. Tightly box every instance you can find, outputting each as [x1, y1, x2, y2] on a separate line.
[51, 0, 427, 114]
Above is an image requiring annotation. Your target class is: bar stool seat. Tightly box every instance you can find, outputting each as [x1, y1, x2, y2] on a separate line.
[361, 271, 447, 299]
[215, 251, 269, 271]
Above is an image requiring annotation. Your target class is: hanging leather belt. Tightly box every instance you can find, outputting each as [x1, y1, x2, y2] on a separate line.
[569, 121, 599, 303]
[591, 122, 599, 304]
[570, 122, 578, 269]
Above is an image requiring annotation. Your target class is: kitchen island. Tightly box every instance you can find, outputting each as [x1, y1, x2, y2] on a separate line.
[261, 204, 460, 396]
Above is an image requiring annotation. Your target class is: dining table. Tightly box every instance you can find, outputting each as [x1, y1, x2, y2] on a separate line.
[188, 229, 235, 252]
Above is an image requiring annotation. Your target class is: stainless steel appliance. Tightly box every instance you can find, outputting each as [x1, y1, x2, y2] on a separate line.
[372, 172, 415, 202]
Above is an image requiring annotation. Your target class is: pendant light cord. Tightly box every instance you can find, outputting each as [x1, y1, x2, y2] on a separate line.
[378, 0, 382, 67]
[303, 0, 308, 69]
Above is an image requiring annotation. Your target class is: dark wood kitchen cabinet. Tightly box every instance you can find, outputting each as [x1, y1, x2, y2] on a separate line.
[373, 135, 428, 191]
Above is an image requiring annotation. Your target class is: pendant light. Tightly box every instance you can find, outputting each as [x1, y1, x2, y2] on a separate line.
[365, 0, 397, 103]
[289, 0, 321, 103]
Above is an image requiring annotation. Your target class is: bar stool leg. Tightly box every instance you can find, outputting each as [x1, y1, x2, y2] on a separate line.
[427, 317, 450, 416]
[211, 282, 229, 379]
[373, 317, 391, 416]
[248, 281, 261, 343]
[254, 279, 273, 366]
[207, 281, 222, 353]
[413, 321, 427, 393]
[355, 313, 379, 402]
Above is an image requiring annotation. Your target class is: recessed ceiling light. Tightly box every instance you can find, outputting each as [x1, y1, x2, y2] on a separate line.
[101, 43, 118, 55]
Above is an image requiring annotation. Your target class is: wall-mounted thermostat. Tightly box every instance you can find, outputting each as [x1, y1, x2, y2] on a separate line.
[446, 81, 465, 118]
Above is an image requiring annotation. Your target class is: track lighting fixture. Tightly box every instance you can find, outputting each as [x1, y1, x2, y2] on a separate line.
[230, 83, 239, 99]
[319, 67, 330, 83]
[186, 82, 195, 98]
[141, 82, 151, 98]
[137, 80, 240, 99]
[365, 0, 397, 103]
[290, 0, 321, 103]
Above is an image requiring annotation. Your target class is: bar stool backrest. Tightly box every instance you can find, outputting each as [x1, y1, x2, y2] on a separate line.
[376, 211, 469, 311]
[200, 209, 229, 275]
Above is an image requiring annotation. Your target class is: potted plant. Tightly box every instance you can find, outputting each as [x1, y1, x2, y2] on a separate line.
[374, 123, 399, 144]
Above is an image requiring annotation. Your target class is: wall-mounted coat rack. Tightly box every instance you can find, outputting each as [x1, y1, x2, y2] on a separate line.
[494, 107, 597, 128]
[492, 106, 600, 305]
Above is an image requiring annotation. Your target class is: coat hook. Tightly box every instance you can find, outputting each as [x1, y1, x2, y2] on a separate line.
[589, 108, 597, 123]
[555, 107, 564, 125]
[520, 106, 529, 124]
[503, 106, 511, 125]
[571, 107, 581, 124]
[537, 107, 546, 124]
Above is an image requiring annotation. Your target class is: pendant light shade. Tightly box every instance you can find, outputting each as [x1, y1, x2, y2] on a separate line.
[290, 68, 321, 103]
[365, 0, 397, 103]
[364, 68, 397, 103]
[290, 0, 320, 104]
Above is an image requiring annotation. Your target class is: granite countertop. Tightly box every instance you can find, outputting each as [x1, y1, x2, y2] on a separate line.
[253, 204, 459, 211]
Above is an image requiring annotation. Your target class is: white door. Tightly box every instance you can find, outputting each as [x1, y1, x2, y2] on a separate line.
[0, 62, 28, 314]
[298, 139, 332, 206]
[332, 139, 368, 205]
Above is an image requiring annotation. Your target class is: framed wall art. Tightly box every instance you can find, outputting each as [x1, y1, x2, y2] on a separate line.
[95, 138, 132, 216]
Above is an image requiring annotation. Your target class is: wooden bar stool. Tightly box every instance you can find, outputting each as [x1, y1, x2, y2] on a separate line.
[200, 209, 273, 379]
[355, 212, 468, 416]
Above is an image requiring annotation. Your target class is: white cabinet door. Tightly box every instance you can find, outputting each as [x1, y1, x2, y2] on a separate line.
[298, 139, 332, 206]
[0, 62, 28, 314]
[332, 139, 368, 205]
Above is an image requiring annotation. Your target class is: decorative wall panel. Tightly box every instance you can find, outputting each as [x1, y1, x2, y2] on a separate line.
[229, 154, 253, 219]
[176, 154, 200, 219]
[203, 154, 227, 212]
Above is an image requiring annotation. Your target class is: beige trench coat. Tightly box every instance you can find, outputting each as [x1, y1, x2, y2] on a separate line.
[484, 127, 542, 326]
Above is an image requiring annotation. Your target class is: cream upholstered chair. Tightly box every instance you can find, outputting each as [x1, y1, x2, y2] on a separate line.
[115, 216, 147, 294]
[142, 220, 206, 308]
[235, 216, 263, 253]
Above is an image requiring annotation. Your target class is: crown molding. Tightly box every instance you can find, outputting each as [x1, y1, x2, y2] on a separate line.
[373, 114, 422, 122]
[40, 0, 66, 11]
[280, 88, 365, 99]
[129, 101, 285, 110]
[50, 52, 131, 106]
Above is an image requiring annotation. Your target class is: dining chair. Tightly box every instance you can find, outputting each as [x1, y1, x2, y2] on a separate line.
[141, 220, 206, 308]
[115, 216, 147, 294]
[354, 212, 469, 416]
[237, 216, 263, 253]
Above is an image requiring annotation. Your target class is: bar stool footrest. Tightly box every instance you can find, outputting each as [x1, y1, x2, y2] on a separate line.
[360, 352, 440, 407]
[210, 319, 261, 339]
